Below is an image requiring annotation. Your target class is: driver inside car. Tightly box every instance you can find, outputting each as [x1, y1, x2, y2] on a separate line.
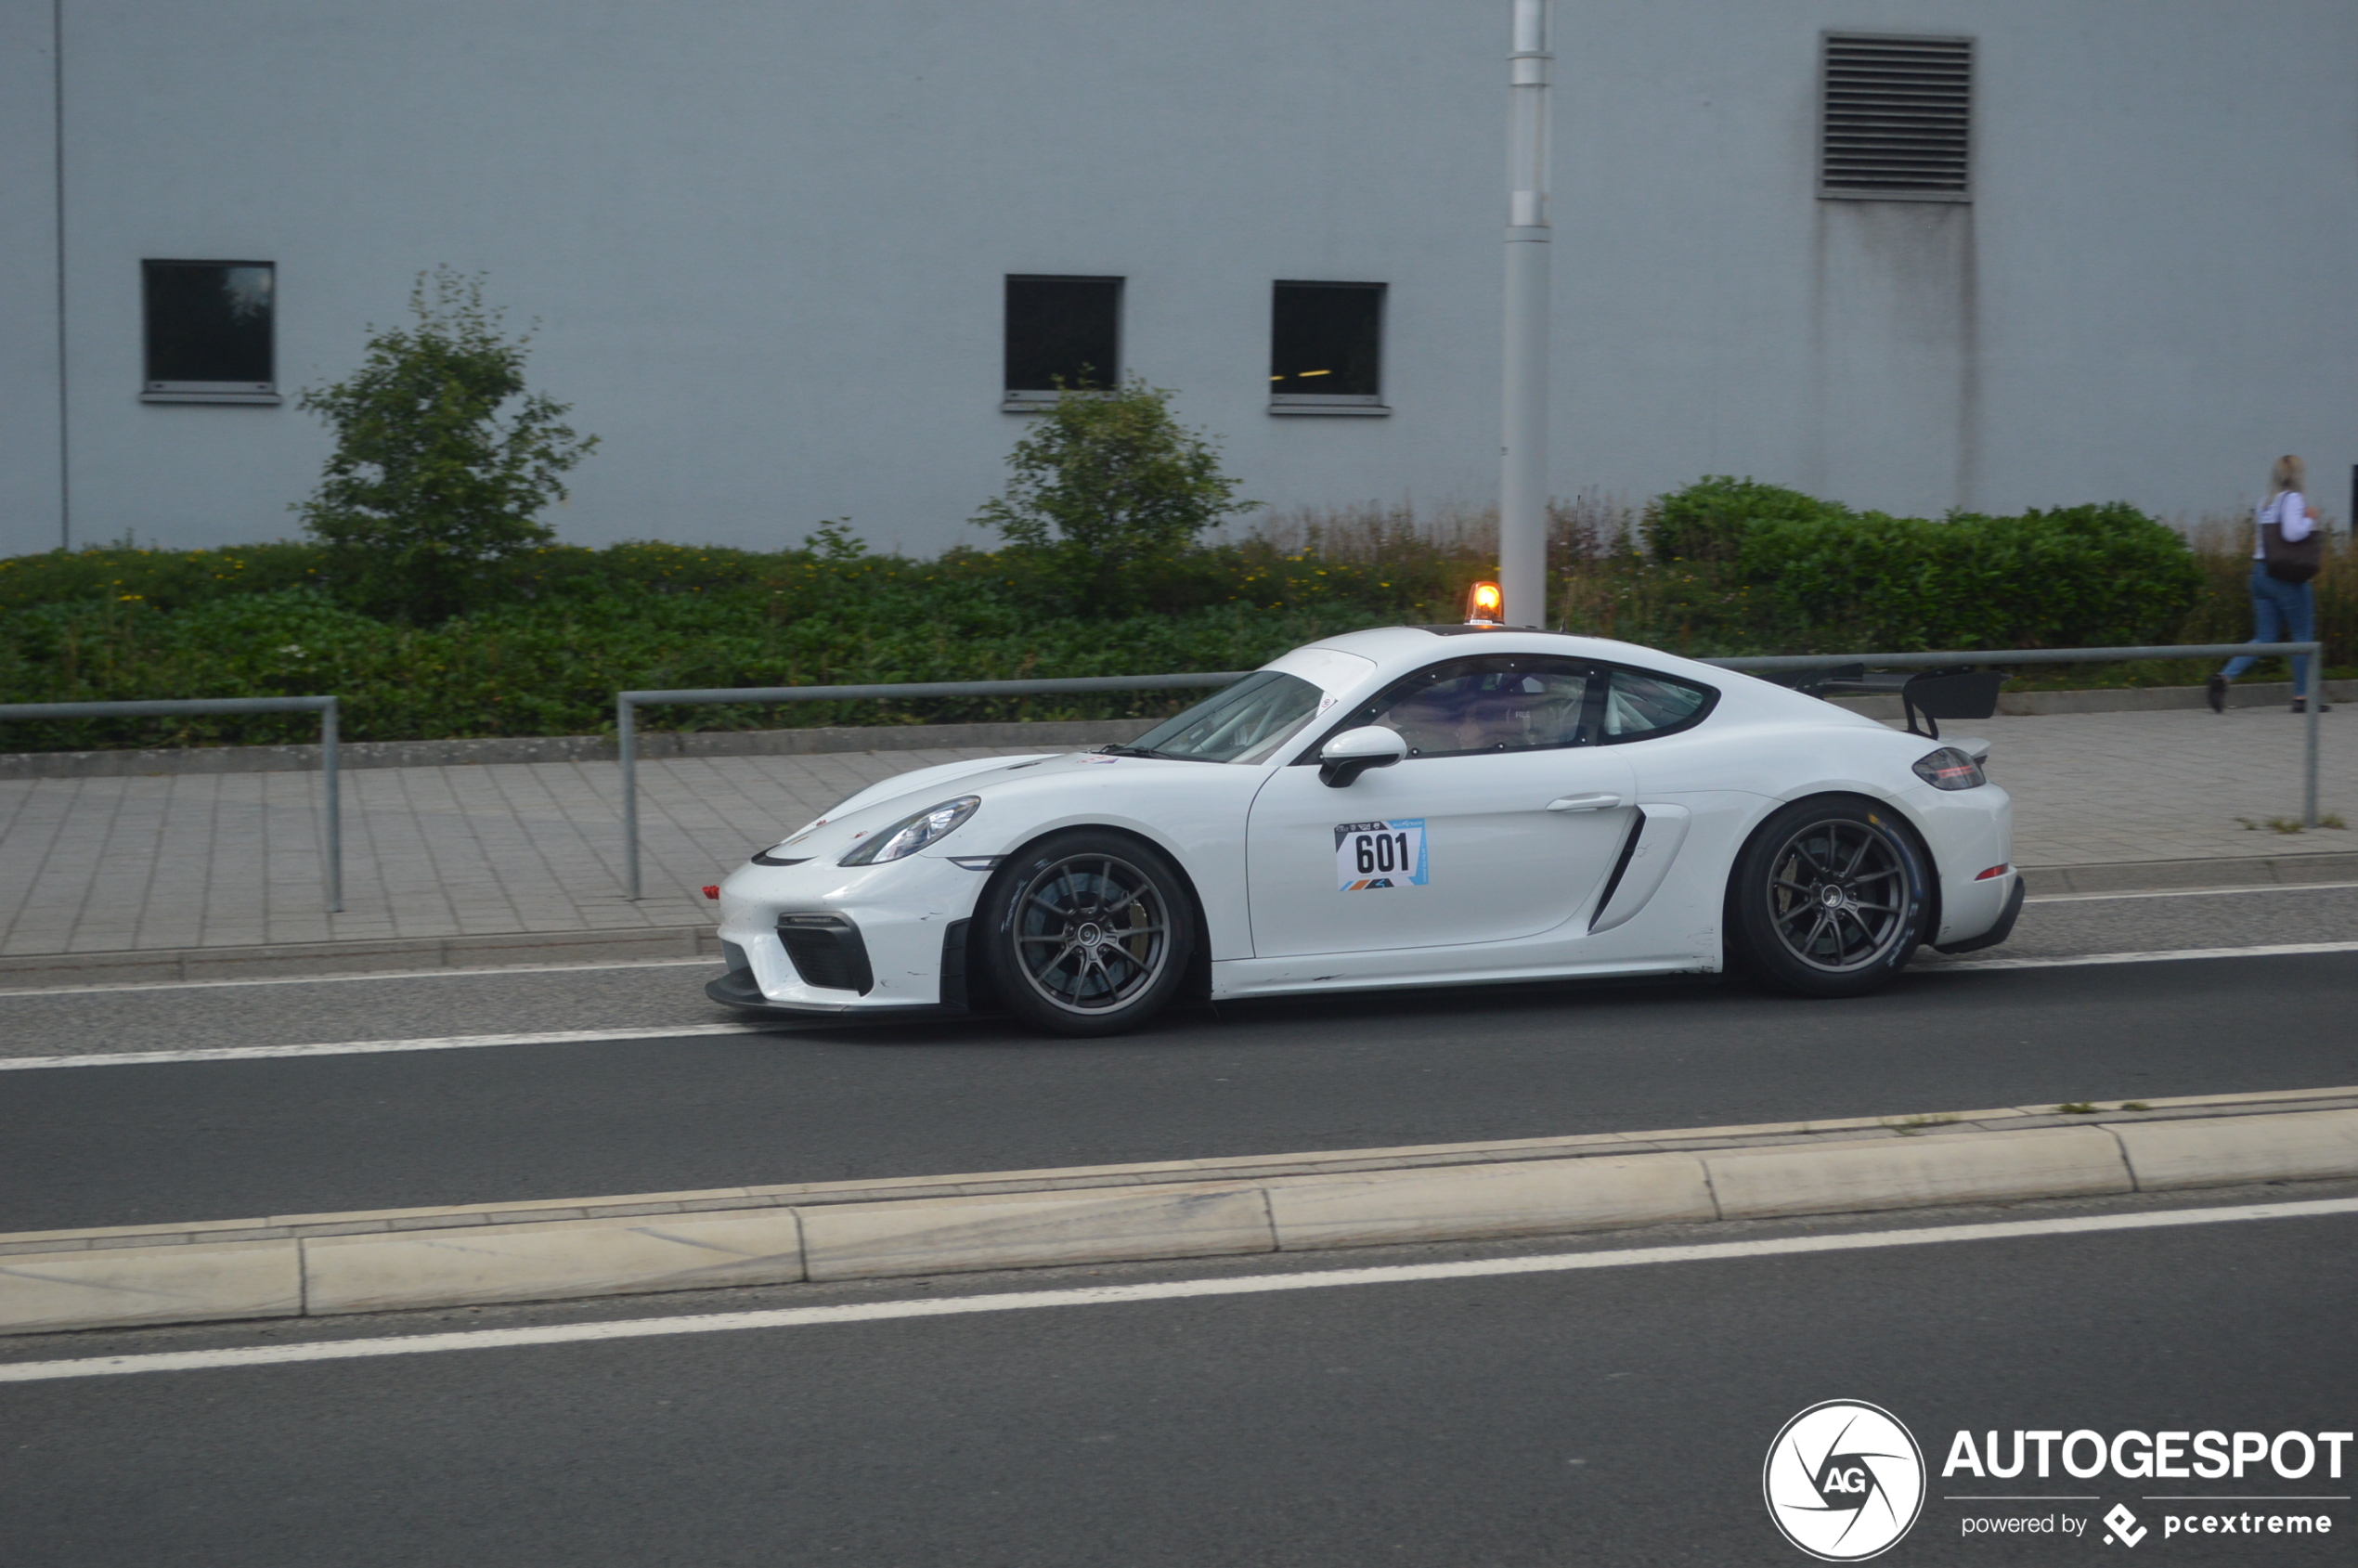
[1381, 675, 1548, 754]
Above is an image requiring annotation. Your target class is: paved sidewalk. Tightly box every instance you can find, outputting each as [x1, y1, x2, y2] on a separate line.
[0, 707, 2349, 958]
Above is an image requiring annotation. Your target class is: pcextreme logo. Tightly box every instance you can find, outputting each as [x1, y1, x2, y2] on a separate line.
[1764, 1400, 1928, 1562]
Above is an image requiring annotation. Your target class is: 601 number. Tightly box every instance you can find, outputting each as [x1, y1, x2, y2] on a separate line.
[1354, 832, 1411, 875]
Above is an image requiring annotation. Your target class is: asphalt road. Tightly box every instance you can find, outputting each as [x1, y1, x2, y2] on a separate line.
[0, 886, 2352, 1232]
[6, 882, 2354, 1058]
[5, 1188, 2351, 1566]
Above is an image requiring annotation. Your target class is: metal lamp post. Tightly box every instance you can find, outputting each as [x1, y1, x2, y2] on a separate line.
[1498, 0, 1553, 629]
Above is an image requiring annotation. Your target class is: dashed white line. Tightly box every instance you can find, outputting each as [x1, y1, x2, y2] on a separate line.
[1933, 940, 2358, 973]
[2027, 881, 2358, 904]
[0, 954, 716, 1001]
[1, 940, 2352, 1069]
[0, 1022, 797, 1070]
[3, 1196, 2351, 1384]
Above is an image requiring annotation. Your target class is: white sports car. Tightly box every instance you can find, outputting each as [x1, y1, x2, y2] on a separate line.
[708, 625, 2021, 1035]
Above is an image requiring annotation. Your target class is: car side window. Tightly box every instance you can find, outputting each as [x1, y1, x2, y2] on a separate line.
[1325, 655, 1596, 760]
[1599, 666, 1716, 743]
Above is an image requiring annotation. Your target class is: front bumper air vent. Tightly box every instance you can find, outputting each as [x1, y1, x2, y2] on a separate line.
[776, 914, 875, 994]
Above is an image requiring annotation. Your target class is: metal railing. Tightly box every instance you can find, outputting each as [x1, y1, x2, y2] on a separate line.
[1706, 641, 2327, 827]
[616, 674, 1246, 899]
[0, 695, 343, 911]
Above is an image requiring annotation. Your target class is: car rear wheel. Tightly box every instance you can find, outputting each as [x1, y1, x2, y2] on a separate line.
[978, 831, 1198, 1037]
[1730, 795, 1929, 998]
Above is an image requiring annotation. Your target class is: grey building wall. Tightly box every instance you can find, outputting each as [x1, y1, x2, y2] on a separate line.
[4, 0, 2353, 562]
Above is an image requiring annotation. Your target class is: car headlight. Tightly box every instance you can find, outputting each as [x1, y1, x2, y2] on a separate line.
[838, 796, 981, 865]
[1911, 747, 1987, 790]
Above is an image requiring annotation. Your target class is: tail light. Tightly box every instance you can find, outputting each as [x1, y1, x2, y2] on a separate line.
[1912, 747, 1986, 790]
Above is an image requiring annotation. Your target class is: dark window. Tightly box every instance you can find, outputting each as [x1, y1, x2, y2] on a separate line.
[1820, 34, 1972, 201]
[143, 261, 276, 395]
[1599, 667, 1717, 743]
[1125, 670, 1328, 764]
[1269, 281, 1383, 404]
[1315, 655, 1595, 760]
[1004, 275, 1121, 398]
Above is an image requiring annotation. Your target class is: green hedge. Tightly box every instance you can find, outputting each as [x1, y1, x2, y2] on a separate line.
[0, 540, 1452, 749]
[1574, 482, 2207, 655]
[4, 481, 2326, 754]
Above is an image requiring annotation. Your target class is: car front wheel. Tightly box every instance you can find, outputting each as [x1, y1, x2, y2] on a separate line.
[978, 830, 1198, 1037]
[1730, 795, 1930, 998]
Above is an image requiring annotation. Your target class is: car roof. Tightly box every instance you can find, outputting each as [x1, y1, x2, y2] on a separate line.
[1301, 625, 1716, 679]
[1291, 625, 1885, 730]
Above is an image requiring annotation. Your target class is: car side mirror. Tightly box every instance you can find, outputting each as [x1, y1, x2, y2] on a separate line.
[1318, 726, 1407, 788]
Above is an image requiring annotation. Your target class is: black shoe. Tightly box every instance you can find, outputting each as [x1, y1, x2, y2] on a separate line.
[2207, 674, 2228, 714]
[2290, 699, 2330, 714]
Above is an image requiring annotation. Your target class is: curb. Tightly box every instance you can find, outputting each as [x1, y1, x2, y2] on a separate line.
[5, 1087, 2352, 1336]
[5, 851, 2353, 991]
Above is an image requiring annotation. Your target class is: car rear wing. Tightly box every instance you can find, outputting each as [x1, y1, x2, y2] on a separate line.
[1757, 665, 2006, 741]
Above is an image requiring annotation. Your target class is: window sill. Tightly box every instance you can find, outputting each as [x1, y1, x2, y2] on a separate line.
[141, 389, 281, 406]
[1002, 390, 1117, 413]
[1268, 401, 1391, 417]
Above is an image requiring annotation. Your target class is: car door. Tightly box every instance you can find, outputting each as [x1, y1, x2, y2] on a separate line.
[1245, 654, 1639, 958]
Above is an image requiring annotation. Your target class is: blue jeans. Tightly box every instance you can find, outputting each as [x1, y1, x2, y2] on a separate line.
[2219, 562, 2316, 697]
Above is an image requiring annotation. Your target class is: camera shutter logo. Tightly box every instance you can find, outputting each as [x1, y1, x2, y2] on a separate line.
[1763, 1400, 1926, 1561]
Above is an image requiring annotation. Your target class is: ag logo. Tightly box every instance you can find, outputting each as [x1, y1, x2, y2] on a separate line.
[1763, 1400, 1925, 1561]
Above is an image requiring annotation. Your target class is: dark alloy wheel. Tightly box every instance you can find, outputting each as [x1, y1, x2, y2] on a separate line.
[1730, 795, 1930, 998]
[978, 830, 1198, 1037]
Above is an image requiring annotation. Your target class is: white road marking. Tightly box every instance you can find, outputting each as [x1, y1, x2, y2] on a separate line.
[2, 1196, 2352, 1384]
[6, 876, 2347, 1004]
[5, 939, 2352, 1071]
[1933, 940, 2358, 973]
[0, 1022, 797, 1070]
[2027, 880, 2358, 904]
[0, 955, 716, 1001]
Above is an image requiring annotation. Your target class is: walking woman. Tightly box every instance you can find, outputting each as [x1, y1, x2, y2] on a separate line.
[2209, 455, 2328, 714]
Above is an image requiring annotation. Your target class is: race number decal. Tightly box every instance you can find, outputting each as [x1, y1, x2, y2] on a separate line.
[1335, 819, 1428, 891]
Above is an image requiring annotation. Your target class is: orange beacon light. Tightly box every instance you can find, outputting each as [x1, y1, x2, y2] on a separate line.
[1464, 580, 1505, 626]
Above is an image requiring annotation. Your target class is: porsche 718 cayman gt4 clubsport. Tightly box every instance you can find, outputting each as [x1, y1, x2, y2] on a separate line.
[707, 626, 2020, 1035]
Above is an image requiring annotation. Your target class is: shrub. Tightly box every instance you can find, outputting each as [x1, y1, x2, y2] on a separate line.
[1644, 476, 1844, 564]
[0, 539, 328, 616]
[1578, 480, 2204, 654]
[293, 268, 598, 624]
[1736, 501, 2204, 651]
[972, 378, 1252, 614]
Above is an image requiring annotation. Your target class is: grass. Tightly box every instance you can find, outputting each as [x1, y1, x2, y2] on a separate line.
[2241, 814, 2350, 835]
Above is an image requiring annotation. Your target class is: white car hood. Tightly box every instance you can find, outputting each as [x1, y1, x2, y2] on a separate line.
[759, 751, 1068, 857]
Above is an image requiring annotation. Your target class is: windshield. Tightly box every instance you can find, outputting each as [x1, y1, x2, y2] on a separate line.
[1121, 671, 1327, 763]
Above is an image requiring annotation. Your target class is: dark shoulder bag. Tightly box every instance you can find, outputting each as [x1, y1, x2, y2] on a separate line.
[2261, 495, 2323, 585]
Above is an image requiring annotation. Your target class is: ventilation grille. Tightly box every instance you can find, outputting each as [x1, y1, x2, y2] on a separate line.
[1821, 34, 1971, 200]
[777, 916, 874, 994]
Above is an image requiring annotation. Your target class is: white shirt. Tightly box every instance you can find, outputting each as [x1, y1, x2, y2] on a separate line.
[2253, 490, 2314, 559]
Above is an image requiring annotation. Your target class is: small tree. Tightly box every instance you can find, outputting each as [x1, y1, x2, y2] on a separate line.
[295, 268, 598, 622]
[973, 377, 1250, 612]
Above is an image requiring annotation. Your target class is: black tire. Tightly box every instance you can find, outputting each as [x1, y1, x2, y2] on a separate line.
[1729, 795, 1931, 999]
[978, 830, 1198, 1037]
